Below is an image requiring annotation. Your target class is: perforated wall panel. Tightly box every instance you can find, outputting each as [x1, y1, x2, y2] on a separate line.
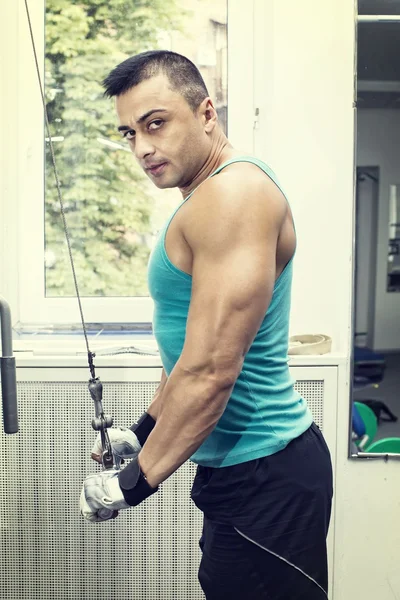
[0, 379, 324, 599]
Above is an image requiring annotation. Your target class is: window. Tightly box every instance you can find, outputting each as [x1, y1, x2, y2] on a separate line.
[14, 0, 256, 325]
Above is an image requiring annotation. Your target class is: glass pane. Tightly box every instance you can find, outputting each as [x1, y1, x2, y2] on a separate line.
[44, 0, 228, 297]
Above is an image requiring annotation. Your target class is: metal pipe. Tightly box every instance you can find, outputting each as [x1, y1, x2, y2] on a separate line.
[0, 296, 19, 434]
[0, 296, 13, 356]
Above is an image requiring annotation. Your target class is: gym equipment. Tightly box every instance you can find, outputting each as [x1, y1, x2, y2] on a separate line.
[366, 437, 400, 453]
[0, 296, 18, 434]
[24, 0, 115, 471]
[353, 401, 378, 450]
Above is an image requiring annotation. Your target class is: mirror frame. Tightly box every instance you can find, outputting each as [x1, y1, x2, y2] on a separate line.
[349, 9, 400, 460]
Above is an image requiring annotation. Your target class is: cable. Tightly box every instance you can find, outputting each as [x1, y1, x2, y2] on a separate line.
[24, 0, 95, 378]
[24, 0, 116, 470]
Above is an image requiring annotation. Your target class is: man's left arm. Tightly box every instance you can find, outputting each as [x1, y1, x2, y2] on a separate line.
[138, 176, 286, 488]
[79, 177, 287, 521]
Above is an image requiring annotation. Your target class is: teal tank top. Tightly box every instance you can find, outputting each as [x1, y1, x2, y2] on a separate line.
[147, 156, 313, 467]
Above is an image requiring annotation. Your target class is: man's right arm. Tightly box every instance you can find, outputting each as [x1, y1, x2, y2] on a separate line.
[91, 368, 168, 463]
[128, 368, 168, 445]
[146, 368, 168, 420]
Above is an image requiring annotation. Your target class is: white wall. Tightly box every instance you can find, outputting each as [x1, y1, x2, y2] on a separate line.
[334, 364, 400, 600]
[357, 109, 400, 351]
[0, 2, 20, 326]
[254, 0, 355, 354]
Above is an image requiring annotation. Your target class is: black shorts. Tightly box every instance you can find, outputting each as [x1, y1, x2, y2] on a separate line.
[190, 423, 333, 600]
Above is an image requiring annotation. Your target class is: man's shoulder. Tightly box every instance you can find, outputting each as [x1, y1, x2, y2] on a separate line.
[187, 160, 287, 225]
[180, 161, 287, 253]
[210, 158, 271, 191]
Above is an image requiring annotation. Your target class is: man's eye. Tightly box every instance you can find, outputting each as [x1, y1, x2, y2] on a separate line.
[124, 130, 135, 140]
[148, 120, 163, 131]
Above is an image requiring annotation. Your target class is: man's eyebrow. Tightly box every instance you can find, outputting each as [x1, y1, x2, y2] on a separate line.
[117, 109, 168, 132]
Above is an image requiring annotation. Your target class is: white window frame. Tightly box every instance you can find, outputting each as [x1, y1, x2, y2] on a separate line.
[3, 0, 256, 326]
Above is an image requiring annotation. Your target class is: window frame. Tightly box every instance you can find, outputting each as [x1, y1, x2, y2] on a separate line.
[7, 0, 256, 326]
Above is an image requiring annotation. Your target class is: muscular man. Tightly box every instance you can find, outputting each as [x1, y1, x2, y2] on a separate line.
[80, 50, 333, 599]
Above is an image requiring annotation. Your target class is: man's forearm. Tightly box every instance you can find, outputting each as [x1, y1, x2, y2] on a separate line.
[146, 368, 168, 420]
[137, 361, 237, 488]
[128, 369, 167, 446]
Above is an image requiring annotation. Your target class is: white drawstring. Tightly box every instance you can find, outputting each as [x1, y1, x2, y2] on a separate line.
[234, 527, 328, 598]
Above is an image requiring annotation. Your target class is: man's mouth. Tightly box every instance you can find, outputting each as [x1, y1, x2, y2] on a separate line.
[146, 162, 167, 176]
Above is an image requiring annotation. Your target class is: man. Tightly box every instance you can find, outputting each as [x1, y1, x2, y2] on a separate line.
[80, 50, 333, 599]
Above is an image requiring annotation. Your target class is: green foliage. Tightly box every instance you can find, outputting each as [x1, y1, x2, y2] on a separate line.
[45, 0, 184, 296]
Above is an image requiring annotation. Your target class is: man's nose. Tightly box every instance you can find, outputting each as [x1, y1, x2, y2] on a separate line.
[134, 134, 155, 161]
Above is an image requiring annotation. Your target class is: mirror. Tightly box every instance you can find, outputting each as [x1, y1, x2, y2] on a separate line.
[387, 184, 400, 291]
[351, 0, 400, 457]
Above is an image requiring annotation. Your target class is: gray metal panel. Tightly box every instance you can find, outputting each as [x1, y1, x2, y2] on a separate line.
[0, 379, 324, 599]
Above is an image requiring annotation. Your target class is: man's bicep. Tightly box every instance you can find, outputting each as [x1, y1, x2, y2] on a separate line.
[181, 243, 276, 373]
[180, 187, 282, 375]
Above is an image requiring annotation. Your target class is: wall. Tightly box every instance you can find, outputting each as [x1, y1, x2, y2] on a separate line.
[0, 3, 21, 330]
[357, 109, 400, 351]
[334, 365, 400, 600]
[253, 0, 355, 354]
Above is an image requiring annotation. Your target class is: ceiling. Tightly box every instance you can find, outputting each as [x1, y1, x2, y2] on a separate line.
[358, 0, 400, 14]
[357, 1, 400, 107]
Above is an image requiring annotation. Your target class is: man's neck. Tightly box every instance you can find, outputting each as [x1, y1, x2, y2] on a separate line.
[179, 142, 243, 198]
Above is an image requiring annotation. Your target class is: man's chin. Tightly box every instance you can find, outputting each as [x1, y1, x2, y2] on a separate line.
[152, 180, 176, 190]
[150, 174, 181, 190]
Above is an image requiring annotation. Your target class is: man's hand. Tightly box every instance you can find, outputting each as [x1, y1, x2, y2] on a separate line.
[91, 427, 141, 464]
[80, 469, 130, 523]
[80, 457, 159, 523]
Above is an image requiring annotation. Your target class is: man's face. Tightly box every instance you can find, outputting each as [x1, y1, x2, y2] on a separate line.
[115, 74, 209, 189]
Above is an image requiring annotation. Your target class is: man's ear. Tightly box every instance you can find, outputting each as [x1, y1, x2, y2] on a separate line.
[199, 97, 218, 132]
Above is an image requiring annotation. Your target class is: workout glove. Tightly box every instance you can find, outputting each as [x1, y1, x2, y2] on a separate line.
[80, 469, 129, 523]
[91, 427, 141, 463]
[80, 459, 158, 523]
[91, 413, 156, 463]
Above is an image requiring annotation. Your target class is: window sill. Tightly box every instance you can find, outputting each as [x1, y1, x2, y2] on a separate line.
[11, 322, 159, 365]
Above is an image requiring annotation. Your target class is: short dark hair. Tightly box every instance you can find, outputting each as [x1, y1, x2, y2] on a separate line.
[102, 50, 209, 111]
